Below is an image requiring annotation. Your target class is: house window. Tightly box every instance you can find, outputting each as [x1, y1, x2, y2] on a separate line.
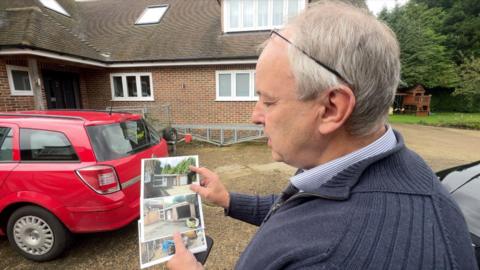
[6, 65, 34, 96]
[224, 0, 305, 32]
[110, 73, 154, 101]
[39, 0, 70, 17]
[135, 5, 168, 25]
[216, 70, 258, 101]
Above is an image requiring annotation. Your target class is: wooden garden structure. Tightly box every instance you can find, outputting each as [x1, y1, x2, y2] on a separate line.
[393, 85, 431, 116]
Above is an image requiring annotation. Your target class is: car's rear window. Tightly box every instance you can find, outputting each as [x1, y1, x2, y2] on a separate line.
[87, 119, 159, 162]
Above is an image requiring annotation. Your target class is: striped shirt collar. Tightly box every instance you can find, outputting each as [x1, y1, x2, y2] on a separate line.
[290, 126, 397, 192]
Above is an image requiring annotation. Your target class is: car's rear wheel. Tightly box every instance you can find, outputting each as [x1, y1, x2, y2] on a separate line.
[6, 206, 71, 261]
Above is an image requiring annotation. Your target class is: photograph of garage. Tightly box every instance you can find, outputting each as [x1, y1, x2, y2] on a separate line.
[142, 193, 203, 242]
[139, 226, 207, 268]
[143, 156, 198, 198]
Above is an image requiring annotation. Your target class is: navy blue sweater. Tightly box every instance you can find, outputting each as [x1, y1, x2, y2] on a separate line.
[227, 132, 477, 269]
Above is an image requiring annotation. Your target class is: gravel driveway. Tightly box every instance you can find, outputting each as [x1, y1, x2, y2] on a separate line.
[0, 124, 478, 270]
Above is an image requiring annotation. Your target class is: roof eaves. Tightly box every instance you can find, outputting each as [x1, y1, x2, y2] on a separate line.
[107, 56, 259, 64]
[0, 44, 259, 63]
[0, 44, 103, 62]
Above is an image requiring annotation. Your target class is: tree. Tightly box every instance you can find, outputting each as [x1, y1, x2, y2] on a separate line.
[162, 157, 196, 174]
[379, 2, 458, 88]
[414, 0, 480, 63]
[161, 163, 172, 174]
[454, 56, 480, 109]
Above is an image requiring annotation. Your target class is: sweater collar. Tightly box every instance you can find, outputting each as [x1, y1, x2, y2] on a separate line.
[307, 130, 406, 200]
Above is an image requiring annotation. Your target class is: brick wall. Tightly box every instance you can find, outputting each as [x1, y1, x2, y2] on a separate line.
[84, 64, 258, 125]
[0, 57, 258, 125]
[0, 59, 36, 112]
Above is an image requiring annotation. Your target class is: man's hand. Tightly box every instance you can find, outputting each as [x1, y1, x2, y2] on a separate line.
[189, 166, 230, 209]
[166, 232, 203, 270]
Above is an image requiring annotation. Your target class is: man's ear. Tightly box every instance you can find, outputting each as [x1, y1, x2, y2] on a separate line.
[317, 86, 355, 135]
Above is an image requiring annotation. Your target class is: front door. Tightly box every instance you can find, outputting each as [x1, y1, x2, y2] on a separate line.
[43, 70, 81, 109]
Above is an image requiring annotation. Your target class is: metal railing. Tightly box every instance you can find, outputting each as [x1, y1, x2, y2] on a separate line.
[173, 124, 265, 146]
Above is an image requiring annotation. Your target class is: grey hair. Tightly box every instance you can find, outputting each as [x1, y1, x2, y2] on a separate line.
[285, 0, 401, 136]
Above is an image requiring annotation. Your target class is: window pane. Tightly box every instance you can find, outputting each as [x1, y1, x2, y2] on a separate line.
[20, 129, 78, 161]
[243, 0, 254, 28]
[145, 119, 160, 144]
[0, 128, 13, 161]
[87, 120, 150, 161]
[236, 73, 250, 97]
[127, 76, 137, 97]
[113, 76, 124, 97]
[136, 6, 167, 25]
[141, 76, 151, 97]
[39, 0, 70, 16]
[219, 74, 231, 97]
[254, 73, 258, 96]
[288, 0, 299, 19]
[12, 70, 31, 91]
[258, 0, 268, 27]
[273, 0, 284, 26]
[230, 0, 240, 28]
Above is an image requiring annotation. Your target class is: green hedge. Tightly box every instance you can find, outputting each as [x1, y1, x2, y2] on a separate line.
[428, 88, 480, 113]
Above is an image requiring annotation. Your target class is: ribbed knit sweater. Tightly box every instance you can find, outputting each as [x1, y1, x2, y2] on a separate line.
[227, 131, 478, 270]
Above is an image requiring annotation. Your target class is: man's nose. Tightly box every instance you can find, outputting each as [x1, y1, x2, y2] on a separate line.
[251, 101, 264, 125]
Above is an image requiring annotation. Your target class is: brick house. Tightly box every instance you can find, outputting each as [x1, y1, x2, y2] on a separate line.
[0, 0, 313, 125]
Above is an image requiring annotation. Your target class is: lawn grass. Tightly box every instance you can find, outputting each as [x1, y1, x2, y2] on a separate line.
[388, 112, 480, 130]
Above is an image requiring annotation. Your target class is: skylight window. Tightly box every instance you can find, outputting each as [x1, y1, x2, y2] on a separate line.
[135, 5, 168, 25]
[39, 0, 70, 16]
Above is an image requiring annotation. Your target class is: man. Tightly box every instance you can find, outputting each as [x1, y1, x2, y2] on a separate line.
[167, 1, 477, 269]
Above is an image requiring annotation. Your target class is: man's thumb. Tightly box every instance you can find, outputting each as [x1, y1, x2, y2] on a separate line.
[173, 232, 186, 253]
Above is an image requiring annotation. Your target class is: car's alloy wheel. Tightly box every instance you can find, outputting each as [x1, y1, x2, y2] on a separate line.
[13, 215, 54, 255]
[7, 206, 71, 261]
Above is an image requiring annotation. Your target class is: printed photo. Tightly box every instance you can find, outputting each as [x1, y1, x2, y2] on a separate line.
[139, 155, 206, 267]
[142, 193, 204, 242]
[143, 156, 198, 198]
[139, 226, 207, 269]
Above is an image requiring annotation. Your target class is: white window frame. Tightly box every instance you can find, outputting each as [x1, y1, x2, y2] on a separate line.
[223, 0, 306, 33]
[135, 5, 169, 25]
[216, 70, 258, 101]
[39, 0, 70, 17]
[110, 72, 154, 101]
[6, 65, 34, 96]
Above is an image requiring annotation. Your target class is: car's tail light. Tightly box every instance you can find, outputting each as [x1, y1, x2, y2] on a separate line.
[75, 165, 120, 194]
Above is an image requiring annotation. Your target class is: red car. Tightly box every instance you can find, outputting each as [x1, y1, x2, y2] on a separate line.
[0, 110, 168, 261]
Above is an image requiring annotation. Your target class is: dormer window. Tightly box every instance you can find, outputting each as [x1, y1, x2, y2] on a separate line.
[39, 0, 70, 16]
[224, 0, 305, 32]
[135, 5, 168, 25]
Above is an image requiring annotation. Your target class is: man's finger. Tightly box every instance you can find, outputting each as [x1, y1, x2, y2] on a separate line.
[190, 184, 209, 198]
[189, 165, 201, 173]
[172, 232, 186, 253]
[190, 166, 216, 179]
